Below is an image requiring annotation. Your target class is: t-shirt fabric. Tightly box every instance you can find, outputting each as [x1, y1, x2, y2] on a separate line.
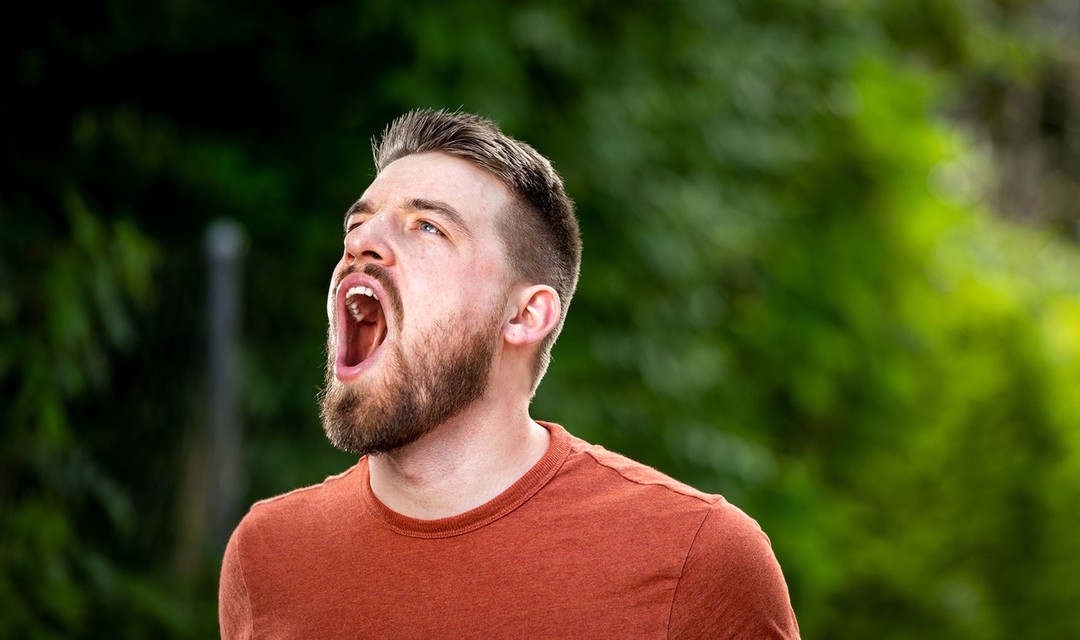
[219, 422, 799, 639]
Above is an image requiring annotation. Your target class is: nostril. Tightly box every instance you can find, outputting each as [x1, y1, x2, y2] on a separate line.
[363, 250, 383, 261]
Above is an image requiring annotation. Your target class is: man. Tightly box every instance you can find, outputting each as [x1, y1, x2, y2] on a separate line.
[219, 110, 799, 639]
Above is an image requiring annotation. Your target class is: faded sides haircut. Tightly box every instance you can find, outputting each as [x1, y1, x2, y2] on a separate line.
[373, 109, 581, 391]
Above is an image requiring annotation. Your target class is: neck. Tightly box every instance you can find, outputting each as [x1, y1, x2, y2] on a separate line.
[366, 397, 550, 520]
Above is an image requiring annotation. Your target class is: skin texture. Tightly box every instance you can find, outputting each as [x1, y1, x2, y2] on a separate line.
[321, 152, 562, 520]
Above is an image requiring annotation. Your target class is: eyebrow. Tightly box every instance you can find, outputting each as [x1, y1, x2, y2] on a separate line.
[343, 200, 373, 231]
[343, 198, 473, 239]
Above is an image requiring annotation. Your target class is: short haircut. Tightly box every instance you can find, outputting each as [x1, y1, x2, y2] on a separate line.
[373, 109, 582, 391]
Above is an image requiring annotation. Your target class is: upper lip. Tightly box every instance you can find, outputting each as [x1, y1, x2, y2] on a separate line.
[336, 271, 391, 324]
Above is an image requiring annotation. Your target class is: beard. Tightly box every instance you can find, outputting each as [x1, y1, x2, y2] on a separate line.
[318, 308, 502, 456]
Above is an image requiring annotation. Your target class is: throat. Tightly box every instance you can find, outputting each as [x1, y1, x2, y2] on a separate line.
[346, 318, 384, 366]
[366, 420, 552, 521]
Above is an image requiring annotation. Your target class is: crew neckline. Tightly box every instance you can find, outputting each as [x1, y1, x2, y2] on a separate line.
[357, 421, 572, 538]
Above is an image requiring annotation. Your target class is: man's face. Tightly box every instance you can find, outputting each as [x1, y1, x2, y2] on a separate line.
[319, 152, 515, 455]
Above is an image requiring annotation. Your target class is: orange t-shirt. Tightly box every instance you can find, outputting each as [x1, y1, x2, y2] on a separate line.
[219, 423, 799, 639]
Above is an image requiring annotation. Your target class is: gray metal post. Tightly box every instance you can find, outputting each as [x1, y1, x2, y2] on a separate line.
[206, 219, 244, 548]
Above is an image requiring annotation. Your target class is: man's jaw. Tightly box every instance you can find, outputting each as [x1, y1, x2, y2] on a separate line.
[333, 271, 390, 383]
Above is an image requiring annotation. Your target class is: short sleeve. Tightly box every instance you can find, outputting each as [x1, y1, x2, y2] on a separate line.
[668, 502, 799, 639]
[219, 521, 255, 640]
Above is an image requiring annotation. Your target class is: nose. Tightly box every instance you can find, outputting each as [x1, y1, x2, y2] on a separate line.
[343, 214, 396, 268]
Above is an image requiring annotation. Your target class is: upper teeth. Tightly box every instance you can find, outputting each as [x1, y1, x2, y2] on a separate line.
[344, 285, 378, 322]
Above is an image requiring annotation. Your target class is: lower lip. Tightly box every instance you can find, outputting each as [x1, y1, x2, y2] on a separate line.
[334, 344, 382, 383]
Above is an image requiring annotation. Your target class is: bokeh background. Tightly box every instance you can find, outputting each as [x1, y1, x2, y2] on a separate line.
[4, 1, 1080, 637]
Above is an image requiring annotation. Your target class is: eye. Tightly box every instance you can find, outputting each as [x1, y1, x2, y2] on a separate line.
[417, 220, 443, 236]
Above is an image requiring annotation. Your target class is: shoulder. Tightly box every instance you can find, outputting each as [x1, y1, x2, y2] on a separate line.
[559, 435, 721, 517]
[219, 463, 365, 638]
[667, 495, 800, 639]
[226, 462, 364, 560]
[555, 432, 773, 565]
[563, 434, 782, 558]
[554, 430, 798, 638]
[248, 463, 360, 522]
[566, 435, 713, 499]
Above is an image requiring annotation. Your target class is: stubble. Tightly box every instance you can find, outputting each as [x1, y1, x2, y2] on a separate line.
[318, 308, 502, 456]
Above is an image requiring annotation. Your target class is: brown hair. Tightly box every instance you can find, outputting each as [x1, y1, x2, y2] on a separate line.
[373, 109, 581, 390]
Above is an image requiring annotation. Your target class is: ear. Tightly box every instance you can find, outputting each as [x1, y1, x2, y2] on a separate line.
[503, 285, 560, 347]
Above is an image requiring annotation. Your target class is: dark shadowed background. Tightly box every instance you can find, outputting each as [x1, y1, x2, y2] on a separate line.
[3, 1, 1080, 638]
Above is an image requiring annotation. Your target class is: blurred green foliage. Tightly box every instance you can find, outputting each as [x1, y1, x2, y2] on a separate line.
[3, 0, 1078, 638]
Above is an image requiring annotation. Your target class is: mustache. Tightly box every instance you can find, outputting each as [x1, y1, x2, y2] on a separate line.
[335, 263, 404, 326]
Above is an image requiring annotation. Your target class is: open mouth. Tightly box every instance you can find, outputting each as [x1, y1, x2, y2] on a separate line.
[335, 276, 388, 379]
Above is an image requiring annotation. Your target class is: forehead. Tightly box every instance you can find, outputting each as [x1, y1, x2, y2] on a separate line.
[358, 152, 511, 230]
